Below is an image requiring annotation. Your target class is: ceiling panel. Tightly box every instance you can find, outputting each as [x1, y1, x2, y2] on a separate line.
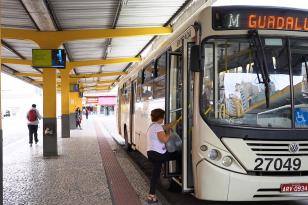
[2, 39, 39, 59]
[4, 64, 40, 73]
[1, 0, 36, 29]
[76, 66, 101, 73]
[79, 77, 98, 83]
[1, 47, 19, 58]
[99, 76, 118, 81]
[108, 36, 153, 58]
[66, 39, 107, 61]
[101, 64, 128, 72]
[117, 0, 186, 27]
[48, 0, 118, 29]
[106, 0, 187, 71]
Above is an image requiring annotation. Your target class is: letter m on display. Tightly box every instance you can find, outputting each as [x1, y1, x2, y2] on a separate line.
[228, 14, 240, 28]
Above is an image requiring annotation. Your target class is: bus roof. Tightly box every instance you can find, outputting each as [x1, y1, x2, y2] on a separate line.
[212, 0, 308, 10]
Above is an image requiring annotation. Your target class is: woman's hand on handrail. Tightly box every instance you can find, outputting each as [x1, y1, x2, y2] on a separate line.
[163, 116, 182, 129]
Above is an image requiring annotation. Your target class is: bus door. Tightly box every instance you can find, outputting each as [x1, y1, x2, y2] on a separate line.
[182, 39, 195, 191]
[165, 40, 195, 192]
[130, 80, 137, 149]
[165, 49, 183, 178]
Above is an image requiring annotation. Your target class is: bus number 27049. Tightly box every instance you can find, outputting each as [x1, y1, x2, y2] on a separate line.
[254, 158, 301, 171]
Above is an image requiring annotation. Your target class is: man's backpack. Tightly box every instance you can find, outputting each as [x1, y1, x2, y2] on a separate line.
[28, 110, 37, 122]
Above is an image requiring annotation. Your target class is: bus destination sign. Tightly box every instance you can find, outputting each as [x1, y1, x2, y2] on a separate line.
[212, 7, 308, 32]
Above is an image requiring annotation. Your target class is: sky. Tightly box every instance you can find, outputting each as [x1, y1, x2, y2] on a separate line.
[1, 73, 43, 116]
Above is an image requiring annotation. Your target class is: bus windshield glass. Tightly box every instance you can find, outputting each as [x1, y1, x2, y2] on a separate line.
[201, 37, 308, 128]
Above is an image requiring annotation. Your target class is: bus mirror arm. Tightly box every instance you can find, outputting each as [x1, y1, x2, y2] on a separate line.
[190, 45, 201, 72]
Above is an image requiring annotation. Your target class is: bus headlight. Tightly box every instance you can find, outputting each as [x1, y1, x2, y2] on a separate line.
[208, 149, 220, 160]
[199, 142, 246, 174]
[222, 156, 233, 167]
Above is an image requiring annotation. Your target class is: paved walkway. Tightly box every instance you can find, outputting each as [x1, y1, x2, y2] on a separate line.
[3, 115, 164, 205]
[4, 115, 308, 205]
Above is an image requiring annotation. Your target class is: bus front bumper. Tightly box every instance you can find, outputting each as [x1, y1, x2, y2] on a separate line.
[195, 159, 308, 201]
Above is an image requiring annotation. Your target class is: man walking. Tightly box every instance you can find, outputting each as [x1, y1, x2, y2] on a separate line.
[27, 104, 42, 146]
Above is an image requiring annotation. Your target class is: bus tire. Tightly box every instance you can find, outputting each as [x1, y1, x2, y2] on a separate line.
[124, 125, 132, 151]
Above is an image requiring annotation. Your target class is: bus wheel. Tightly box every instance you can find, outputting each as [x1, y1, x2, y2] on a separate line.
[124, 126, 131, 151]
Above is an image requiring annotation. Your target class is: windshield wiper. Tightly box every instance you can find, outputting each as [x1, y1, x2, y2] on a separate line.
[248, 30, 271, 108]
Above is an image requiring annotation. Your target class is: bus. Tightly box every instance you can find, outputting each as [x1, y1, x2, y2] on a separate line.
[117, 1, 308, 201]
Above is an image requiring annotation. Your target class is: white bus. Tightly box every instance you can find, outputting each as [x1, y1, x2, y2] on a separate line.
[117, 2, 308, 201]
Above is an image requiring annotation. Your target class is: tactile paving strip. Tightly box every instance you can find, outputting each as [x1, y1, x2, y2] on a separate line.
[94, 122, 142, 205]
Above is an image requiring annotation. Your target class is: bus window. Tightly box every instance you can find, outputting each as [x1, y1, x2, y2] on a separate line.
[153, 53, 167, 99]
[124, 84, 131, 105]
[202, 43, 214, 117]
[169, 52, 183, 136]
[201, 38, 292, 128]
[142, 62, 154, 101]
[119, 87, 125, 105]
[136, 70, 142, 102]
[291, 39, 308, 128]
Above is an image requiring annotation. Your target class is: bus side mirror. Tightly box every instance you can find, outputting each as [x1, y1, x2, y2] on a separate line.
[190, 45, 201, 72]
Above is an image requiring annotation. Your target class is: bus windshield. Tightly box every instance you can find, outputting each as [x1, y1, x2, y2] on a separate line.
[201, 37, 308, 128]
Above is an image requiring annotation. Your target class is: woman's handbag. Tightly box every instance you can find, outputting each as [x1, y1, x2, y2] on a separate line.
[165, 130, 182, 152]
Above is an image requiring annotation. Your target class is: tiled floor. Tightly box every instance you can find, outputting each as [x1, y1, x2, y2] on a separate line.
[3, 115, 156, 205]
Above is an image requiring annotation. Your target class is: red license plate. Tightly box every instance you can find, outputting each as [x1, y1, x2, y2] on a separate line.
[281, 183, 308, 192]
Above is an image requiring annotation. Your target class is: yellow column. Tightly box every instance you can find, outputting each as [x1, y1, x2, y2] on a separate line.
[69, 89, 81, 129]
[39, 41, 60, 157]
[77, 94, 83, 109]
[61, 68, 70, 138]
[42, 68, 57, 156]
[43, 69, 57, 118]
[69, 92, 75, 114]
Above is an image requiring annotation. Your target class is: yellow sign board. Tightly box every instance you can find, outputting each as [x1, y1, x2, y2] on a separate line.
[32, 49, 52, 67]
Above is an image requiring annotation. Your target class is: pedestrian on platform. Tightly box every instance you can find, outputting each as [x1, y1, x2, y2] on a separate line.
[27, 104, 42, 147]
[85, 108, 89, 119]
[146, 108, 180, 203]
[75, 107, 82, 129]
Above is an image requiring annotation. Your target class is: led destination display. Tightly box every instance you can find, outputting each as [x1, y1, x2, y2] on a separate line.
[213, 6, 308, 32]
[248, 15, 308, 30]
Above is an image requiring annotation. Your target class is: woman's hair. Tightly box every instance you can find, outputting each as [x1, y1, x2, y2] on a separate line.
[151, 108, 165, 122]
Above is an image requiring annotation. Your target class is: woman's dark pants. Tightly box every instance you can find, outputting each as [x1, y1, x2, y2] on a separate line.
[147, 150, 180, 195]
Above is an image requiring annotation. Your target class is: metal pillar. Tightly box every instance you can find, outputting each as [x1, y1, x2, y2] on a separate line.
[37, 40, 60, 157]
[42, 68, 57, 156]
[69, 92, 81, 129]
[61, 69, 70, 138]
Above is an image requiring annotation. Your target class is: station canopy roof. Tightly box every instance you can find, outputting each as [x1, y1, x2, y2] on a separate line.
[1, 0, 190, 94]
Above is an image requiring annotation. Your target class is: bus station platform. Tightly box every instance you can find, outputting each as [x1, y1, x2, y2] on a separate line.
[3, 115, 167, 205]
[3, 115, 308, 205]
